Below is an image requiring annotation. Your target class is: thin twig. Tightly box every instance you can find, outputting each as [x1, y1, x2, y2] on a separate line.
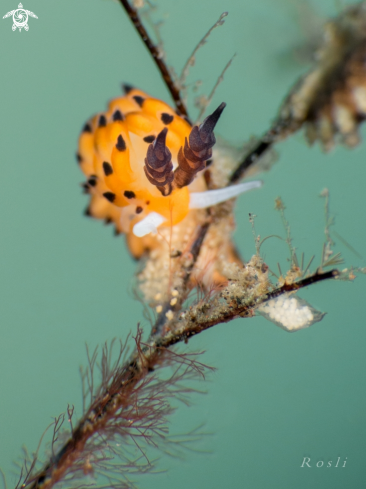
[249, 213, 260, 256]
[18, 422, 54, 489]
[0, 468, 8, 489]
[275, 197, 296, 265]
[179, 12, 228, 87]
[333, 231, 364, 260]
[67, 405, 75, 436]
[51, 414, 65, 462]
[118, 0, 189, 117]
[302, 255, 315, 277]
[195, 54, 236, 124]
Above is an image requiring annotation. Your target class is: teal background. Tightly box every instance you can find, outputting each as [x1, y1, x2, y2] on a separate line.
[0, 0, 365, 488]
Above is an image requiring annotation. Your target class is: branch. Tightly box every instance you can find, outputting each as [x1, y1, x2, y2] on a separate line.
[151, 221, 210, 338]
[158, 268, 340, 347]
[229, 127, 281, 183]
[24, 267, 339, 489]
[118, 0, 188, 118]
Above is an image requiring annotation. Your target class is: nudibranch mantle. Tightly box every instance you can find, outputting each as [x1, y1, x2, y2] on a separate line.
[77, 87, 261, 239]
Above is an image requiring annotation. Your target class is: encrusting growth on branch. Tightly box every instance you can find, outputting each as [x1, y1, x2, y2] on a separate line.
[157, 267, 340, 346]
[231, 2, 366, 182]
[276, 1, 366, 150]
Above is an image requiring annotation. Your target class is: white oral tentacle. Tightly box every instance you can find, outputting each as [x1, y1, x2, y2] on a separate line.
[189, 181, 263, 209]
[133, 212, 166, 237]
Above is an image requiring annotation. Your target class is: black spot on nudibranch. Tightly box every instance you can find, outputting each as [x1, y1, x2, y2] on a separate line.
[84, 206, 92, 217]
[116, 135, 126, 151]
[103, 162, 113, 176]
[88, 178, 97, 187]
[99, 115, 107, 127]
[146, 200, 150, 205]
[136, 206, 143, 214]
[206, 159, 213, 167]
[76, 153, 82, 163]
[143, 135, 156, 143]
[83, 123, 92, 133]
[113, 110, 124, 121]
[133, 95, 145, 107]
[103, 192, 116, 203]
[124, 190, 136, 199]
[122, 83, 134, 94]
[161, 113, 174, 125]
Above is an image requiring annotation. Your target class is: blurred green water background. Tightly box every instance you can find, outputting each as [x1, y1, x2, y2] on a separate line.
[0, 0, 365, 488]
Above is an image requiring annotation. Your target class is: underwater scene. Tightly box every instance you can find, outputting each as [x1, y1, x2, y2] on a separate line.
[0, 0, 365, 488]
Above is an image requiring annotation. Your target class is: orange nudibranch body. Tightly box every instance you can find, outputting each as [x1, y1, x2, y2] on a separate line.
[77, 87, 193, 233]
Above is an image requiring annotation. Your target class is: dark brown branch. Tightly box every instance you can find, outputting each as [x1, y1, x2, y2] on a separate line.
[118, 0, 189, 118]
[151, 221, 210, 338]
[229, 129, 279, 184]
[188, 222, 211, 263]
[266, 269, 339, 299]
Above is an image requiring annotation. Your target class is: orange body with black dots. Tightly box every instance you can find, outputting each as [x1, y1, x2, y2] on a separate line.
[77, 88, 194, 237]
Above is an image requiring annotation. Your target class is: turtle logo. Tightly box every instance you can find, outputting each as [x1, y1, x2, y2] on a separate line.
[3, 3, 38, 31]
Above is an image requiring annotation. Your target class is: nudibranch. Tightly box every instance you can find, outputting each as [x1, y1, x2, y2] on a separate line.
[77, 86, 261, 247]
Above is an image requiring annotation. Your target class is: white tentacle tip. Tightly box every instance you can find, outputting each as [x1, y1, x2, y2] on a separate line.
[189, 180, 263, 210]
[133, 212, 166, 237]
